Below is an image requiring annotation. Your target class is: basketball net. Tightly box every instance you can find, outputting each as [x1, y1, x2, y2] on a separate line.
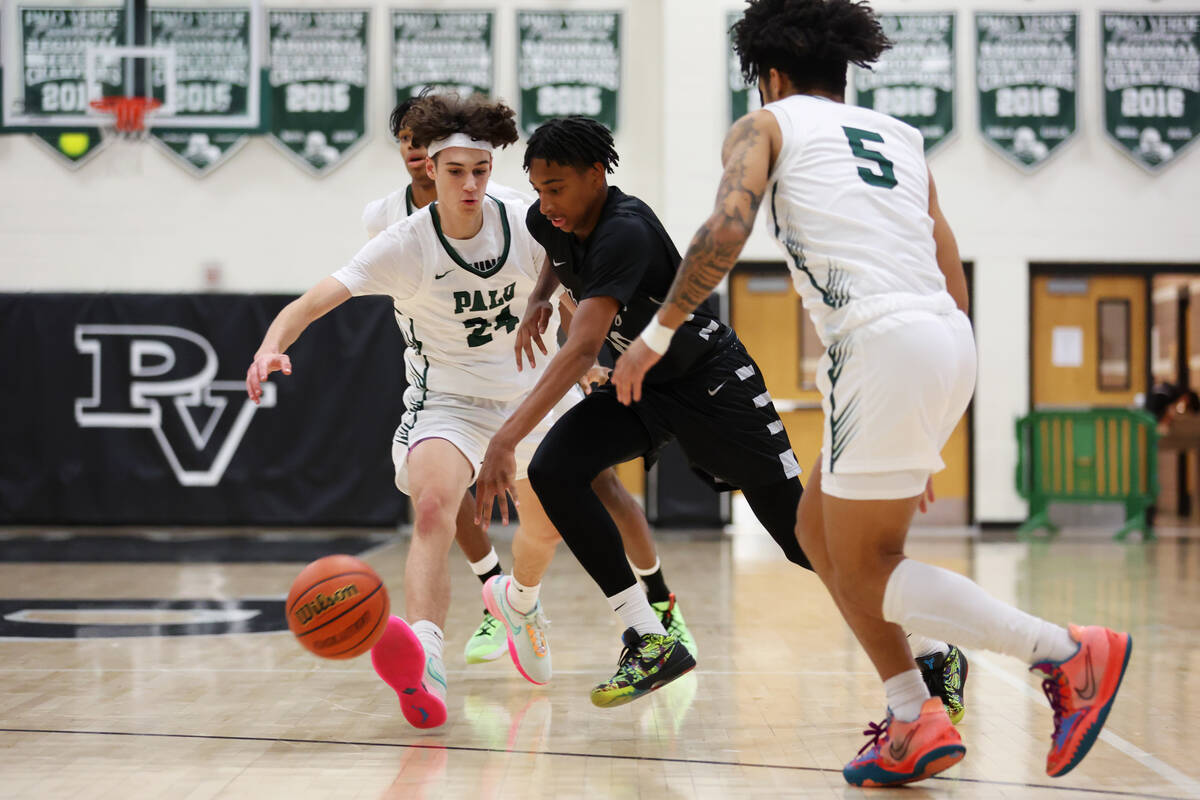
[90, 96, 162, 139]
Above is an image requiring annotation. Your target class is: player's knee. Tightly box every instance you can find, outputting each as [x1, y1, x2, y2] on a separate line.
[412, 490, 455, 538]
[590, 468, 631, 509]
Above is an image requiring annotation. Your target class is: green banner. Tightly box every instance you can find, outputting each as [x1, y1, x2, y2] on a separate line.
[392, 11, 492, 103]
[1102, 12, 1200, 172]
[148, 6, 257, 175]
[517, 11, 620, 136]
[727, 10, 759, 125]
[977, 12, 1078, 170]
[855, 13, 955, 154]
[268, 9, 369, 176]
[16, 6, 124, 167]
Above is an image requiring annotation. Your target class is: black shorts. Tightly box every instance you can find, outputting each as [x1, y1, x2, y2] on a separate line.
[602, 335, 802, 490]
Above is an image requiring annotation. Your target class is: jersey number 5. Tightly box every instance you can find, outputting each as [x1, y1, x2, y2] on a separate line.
[842, 126, 898, 190]
[462, 304, 520, 348]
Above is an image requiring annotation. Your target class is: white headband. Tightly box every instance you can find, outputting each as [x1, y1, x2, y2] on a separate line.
[426, 133, 494, 157]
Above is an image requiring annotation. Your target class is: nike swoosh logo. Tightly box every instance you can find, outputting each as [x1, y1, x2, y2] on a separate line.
[552, 259, 566, 267]
[434, 270, 453, 280]
[1075, 648, 1097, 701]
[707, 382, 727, 396]
[888, 725, 918, 761]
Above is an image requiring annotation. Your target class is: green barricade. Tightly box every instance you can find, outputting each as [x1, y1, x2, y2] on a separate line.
[1015, 408, 1158, 541]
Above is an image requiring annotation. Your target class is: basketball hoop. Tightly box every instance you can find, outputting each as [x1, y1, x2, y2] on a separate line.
[89, 96, 162, 137]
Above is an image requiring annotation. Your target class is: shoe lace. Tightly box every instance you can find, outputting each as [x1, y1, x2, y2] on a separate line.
[525, 609, 550, 657]
[1040, 668, 1071, 740]
[476, 612, 499, 638]
[856, 718, 891, 756]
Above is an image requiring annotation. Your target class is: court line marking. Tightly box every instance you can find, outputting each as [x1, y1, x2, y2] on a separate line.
[0, 727, 1186, 799]
[0, 667, 875, 676]
[971, 653, 1200, 798]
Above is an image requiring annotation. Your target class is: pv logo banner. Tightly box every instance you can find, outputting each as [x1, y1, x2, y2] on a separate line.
[74, 325, 275, 487]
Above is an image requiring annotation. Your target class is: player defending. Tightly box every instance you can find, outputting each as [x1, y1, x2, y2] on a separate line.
[247, 95, 560, 729]
[613, 0, 1131, 786]
[364, 96, 699, 664]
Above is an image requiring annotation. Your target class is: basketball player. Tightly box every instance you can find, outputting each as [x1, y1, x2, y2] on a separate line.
[247, 94, 561, 729]
[365, 97, 699, 664]
[612, 0, 1131, 786]
[474, 117, 961, 713]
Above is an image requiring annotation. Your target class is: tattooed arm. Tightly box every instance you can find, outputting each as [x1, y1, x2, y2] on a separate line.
[611, 110, 779, 404]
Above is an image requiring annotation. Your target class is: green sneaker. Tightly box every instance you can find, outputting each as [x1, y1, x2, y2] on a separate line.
[464, 609, 507, 664]
[917, 644, 968, 725]
[590, 627, 696, 708]
[650, 593, 697, 658]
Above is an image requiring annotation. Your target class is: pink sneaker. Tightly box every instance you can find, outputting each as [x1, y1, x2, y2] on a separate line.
[1031, 624, 1132, 777]
[370, 616, 447, 729]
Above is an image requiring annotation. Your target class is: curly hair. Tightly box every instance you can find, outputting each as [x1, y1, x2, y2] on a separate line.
[731, 0, 891, 95]
[388, 96, 419, 139]
[402, 93, 519, 154]
[522, 117, 619, 173]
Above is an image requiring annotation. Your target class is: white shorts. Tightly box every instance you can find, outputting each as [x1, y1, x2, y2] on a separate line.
[818, 309, 976, 500]
[390, 386, 584, 495]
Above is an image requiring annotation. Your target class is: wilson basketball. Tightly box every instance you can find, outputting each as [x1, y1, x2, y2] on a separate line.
[287, 555, 390, 659]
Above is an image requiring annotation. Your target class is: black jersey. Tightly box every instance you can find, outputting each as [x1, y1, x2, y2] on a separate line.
[526, 187, 730, 382]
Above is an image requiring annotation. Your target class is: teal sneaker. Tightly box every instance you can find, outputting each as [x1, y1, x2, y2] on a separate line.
[482, 575, 552, 685]
[590, 627, 695, 708]
[464, 609, 507, 664]
[650, 593, 697, 658]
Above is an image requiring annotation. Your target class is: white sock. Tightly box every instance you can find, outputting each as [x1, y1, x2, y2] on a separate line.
[468, 548, 500, 576]
[907, 633, 950, 659]
[629, 556, 661, 577]
[883, 559, 1077, 665]
[885, 669, 931, 722]
[607, 584, 666, 637]
[411, 619, 444, 663]
[505, 576, 541, 615]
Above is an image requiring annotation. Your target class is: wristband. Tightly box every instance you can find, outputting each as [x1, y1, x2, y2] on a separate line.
[638, 315, 676, 355]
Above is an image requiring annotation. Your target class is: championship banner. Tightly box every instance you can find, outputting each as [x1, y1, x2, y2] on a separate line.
[148, 5, 256, 175]
[1102, 12, 1200, 172]
[517, 10, 620, 136]
[854, 12, 955, 154]
[12, 5, 123, 168]
[268, 9, 369, 176]
[727, 10, 759, 124]
[977, 12, 1078, 170]
[0, 293, 408, 526]
[392, 10, 493, 103]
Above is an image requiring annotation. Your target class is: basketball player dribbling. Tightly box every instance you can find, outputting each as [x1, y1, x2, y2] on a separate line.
[613, 0, 1131, 786]
[247, 94, 562, 729]
[363, 95, 699, 665]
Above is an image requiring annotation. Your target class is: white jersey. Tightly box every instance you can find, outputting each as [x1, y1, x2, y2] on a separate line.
[335, 193, 549, 402]
[763, 95, 955, 345]
[362, 180, 535, 239]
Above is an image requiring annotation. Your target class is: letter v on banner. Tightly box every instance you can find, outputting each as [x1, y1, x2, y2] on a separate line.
[73, 325, 276, 487]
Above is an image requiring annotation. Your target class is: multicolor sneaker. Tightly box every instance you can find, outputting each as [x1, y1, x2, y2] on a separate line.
[650, 593, 698, 658]
[590, 627, 696, 708]
[370, 616, 448, 729]
[464, 610, 507, 664]
[917, 644, 968, 724]
[843, 697, 966, 787]
[1032, 624, 1132, 777]
[482, 575, 551, 685]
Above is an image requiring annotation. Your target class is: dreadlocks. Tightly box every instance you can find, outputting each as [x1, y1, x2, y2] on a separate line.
[523, 116, 619, 174]
[731, 0, 891, 95]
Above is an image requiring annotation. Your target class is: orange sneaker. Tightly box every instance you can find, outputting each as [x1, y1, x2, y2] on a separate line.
[1032, 624, 1132, 777]
[842, 698, 965, 787]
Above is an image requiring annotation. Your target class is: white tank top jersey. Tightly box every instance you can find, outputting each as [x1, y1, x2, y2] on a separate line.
[362, 180, 535, 239]
[763, 94, 955, 345]
[335, 193, 550, 403]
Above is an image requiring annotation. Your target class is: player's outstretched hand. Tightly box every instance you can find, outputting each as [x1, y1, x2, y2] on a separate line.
[515, 299, 553, 371]
[918, 478, 936, 513]
[612, 339, 661, 405]
[246, 352, 291, 405]
[579, 365, 611, 395]
[475, 441, 519, 530]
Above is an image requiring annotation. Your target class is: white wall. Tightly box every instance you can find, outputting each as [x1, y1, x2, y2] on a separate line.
[2, 0, 1198, 523]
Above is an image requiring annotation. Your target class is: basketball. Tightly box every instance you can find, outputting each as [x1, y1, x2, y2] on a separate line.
[286, 554, 390, 659]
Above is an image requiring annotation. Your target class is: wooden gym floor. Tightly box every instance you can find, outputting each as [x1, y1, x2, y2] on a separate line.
[0, 525, 1197, 799]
